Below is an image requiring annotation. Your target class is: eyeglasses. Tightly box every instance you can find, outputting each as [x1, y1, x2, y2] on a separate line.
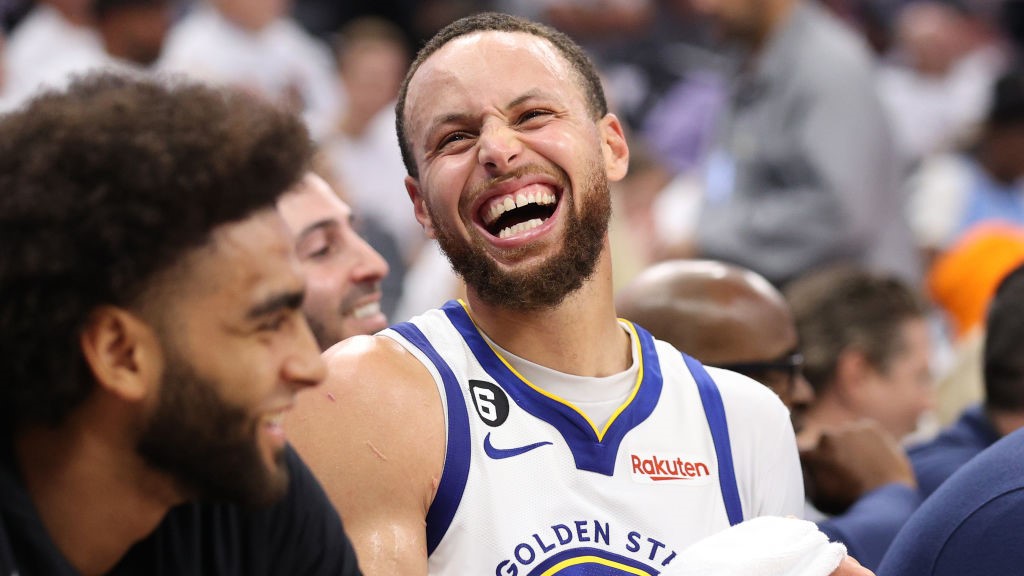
[717, 351, 804, 395]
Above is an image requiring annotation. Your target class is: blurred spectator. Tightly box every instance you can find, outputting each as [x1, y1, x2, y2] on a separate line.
[159, 0, 343, 139]
[0, 29, 6, 96]
[877, 1, 1005, 165]
[909, 262, 1024, 499]
[0, 0, 168, 111]
[0, 0, 103, 110]
[616, 259, 919, 571]
[907, 71, 1024, 259]
[675, 0, 918, 288]
[924, 225, 1024, 427]
[787, 265, 934, 447]
[93, 0, 172, 66]
[324, 17, 418, 262]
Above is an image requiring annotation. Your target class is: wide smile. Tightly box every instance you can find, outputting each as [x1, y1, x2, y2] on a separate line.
[474, 177, 564, 243]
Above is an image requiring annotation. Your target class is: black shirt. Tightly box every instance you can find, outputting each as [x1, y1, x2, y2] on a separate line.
[0, 443, 362, 575]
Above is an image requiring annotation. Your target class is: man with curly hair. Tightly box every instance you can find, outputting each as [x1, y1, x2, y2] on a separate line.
[0, 74, 361, 575]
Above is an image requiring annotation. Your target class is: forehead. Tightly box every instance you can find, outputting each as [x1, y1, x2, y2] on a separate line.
[277, 176, 352, 231]
[724, 296, 798, 361]
[170, 210, 303, 306]
[405, 31, 584, 126]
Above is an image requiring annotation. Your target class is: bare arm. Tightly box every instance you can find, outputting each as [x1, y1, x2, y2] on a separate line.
[285, 335, 446, 576]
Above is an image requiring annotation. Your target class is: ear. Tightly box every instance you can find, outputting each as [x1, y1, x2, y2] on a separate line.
[598, 113, 630, 182]
[79, 306, 162, 403]
[833, 347, 872, 403]
[406, 175, 437, 239]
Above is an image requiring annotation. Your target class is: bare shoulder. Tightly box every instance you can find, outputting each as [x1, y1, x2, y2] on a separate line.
[286, 334, 444, 575]
[288, 333, 443, 476]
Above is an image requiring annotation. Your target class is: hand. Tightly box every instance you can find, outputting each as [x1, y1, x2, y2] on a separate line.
[830, 554, 875, 575]
[801, 420, 916, 515]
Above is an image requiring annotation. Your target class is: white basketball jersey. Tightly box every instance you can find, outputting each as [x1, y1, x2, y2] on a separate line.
[383, 300, 803, 575]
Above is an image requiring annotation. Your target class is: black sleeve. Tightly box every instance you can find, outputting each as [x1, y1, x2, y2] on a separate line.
[253, 445, 362, 576]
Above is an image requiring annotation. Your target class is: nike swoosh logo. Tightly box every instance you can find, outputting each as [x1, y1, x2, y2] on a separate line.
[483, 432, 552, 460]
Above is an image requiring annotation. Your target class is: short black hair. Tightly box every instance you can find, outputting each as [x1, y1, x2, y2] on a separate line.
[394, 12, 607, 178]
[987, 70, 1024, 128]
[0, 72, 313, 431]
[984, 262, 1024, 410]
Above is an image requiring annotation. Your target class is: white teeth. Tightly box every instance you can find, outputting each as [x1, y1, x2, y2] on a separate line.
[353, 301, 381, 319]
[267, 412, 284, 427]
[484, 190, 558, 225]
[498, 218, 544, 239]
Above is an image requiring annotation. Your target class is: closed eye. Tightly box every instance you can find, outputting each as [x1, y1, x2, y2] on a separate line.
[518, 109, 553, 124]
[438, 131, 474, 150]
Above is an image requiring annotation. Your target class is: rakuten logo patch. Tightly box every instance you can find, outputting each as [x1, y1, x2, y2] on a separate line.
[629, 453, 713, 484]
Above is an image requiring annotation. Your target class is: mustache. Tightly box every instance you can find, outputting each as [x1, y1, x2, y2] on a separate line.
[339, 282, 383, 315]
[462, 165, 571, 212]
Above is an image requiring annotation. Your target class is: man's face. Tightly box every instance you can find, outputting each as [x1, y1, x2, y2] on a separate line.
[718, 299, 814, 433]
[137, 209, 326, 506]
[278, 174, 389, 350]
[213, 0, 288, 31]
[402, 31, 628, 310]
[689, 0, 766, 47]
[100, 4, 172, 66]
[857, 317, 935, 440]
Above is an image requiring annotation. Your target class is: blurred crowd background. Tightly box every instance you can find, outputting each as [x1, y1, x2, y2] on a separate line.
[3, 0, 1024, 443]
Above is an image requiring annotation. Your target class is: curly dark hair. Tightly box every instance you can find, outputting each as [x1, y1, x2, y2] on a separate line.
[0, 72, 314, 431]
[785, 266, 927, 395]
[394, 11, 608, 178]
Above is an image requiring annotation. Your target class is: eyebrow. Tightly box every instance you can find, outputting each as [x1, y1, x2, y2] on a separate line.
[296, 218, 338, 242]
[245, 289, 305, 320]
[424, 90, 554, 139]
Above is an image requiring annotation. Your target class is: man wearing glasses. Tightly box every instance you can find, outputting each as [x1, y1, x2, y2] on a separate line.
[617, 259, 920, 571]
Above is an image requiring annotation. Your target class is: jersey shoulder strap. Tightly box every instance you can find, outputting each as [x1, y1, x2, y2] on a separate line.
[682, 353, 743, 526]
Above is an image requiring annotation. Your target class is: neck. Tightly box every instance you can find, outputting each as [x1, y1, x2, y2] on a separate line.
[987, 408, 1024, 438]
[465, 249, 631, 377]
[15, 399, 182, 575]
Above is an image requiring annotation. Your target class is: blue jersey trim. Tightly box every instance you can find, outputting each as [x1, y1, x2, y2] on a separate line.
[683, 353, 743, 526]
[441, 300, 662, 476]
[390, 321, 472, 555]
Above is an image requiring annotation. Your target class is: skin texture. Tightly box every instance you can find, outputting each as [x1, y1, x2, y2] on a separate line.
[277, 173, 389, 350]
[17, 209, 326, 574]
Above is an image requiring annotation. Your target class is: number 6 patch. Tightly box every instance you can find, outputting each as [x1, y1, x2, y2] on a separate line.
[468, 380, 510, 427]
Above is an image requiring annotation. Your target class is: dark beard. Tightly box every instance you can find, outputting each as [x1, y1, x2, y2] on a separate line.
[429, 163, 611, 311]
[136, 346, 288, 508]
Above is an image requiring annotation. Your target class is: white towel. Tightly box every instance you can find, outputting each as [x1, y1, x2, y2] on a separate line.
[663, 516, 847, 576]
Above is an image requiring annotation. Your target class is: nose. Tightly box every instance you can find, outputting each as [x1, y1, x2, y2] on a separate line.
[283, 318, 328, 389]
[477, 121, 523, 173]
[351, 233, 390, 285]
[790, 373, 816, 411]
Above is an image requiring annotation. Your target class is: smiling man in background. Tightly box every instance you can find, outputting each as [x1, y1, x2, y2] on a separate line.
[278, 172, 390, 349]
